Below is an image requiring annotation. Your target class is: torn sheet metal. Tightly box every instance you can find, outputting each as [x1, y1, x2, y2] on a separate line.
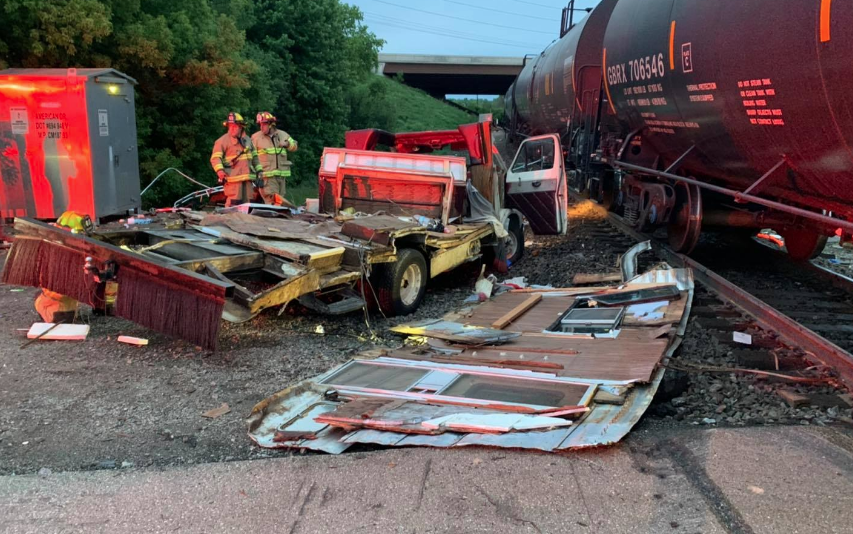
[619, 240, 653, 281]
[315, 398, 574, 435]
[390, 319, 521, 344]
[248, 263, 694, 454]
[588, 284, 680, 306]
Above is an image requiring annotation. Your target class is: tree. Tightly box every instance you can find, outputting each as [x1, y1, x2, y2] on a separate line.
[245, 0, 383, 186]
[0, 0, 382, 207]
[347, 76, 397, 132]
[0, 0, 112, 68]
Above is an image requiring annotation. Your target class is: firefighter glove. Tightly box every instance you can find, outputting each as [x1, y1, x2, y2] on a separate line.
[253, 176, 265, 188]
[217, 170, 227, 184]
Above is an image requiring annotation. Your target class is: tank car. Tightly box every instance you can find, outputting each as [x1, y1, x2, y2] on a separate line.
[506, 0, 853, 260]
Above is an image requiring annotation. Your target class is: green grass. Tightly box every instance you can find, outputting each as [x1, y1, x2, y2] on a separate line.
[285, 180, 319, 207]
[378, 76, 475, 132]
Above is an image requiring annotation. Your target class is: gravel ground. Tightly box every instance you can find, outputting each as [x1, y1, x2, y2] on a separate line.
[814, 236, 853, 278]
[0, 257, 474, 476]
[1, 200, 851, 476]
[515, 203, 853, 430]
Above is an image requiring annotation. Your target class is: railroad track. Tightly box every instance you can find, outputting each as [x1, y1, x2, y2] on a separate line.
[570, 197, 853, 390]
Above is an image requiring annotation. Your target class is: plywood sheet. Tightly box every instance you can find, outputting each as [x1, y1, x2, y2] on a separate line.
[200, 213, 341, 240]
[427, 329, 669, 383]
[27, 323, 89, 340]
[460, 293, 570, 331]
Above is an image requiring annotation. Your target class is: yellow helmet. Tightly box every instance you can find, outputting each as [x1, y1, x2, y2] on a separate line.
[223, 112, 247, 127]
[256, 111, 277, 124]
[56, 211, 93, 234]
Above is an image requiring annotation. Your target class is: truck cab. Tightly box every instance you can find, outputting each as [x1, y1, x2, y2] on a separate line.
[344, 119, 569, 265]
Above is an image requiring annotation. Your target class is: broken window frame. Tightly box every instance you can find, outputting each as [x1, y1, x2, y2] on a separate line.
[544, 300, 626, 338]
[316, 359, 597, 413]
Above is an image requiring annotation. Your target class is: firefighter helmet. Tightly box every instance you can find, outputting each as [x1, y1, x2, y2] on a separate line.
[223, 112, 247, 127]
[56, 211, 93, 235]
[256, 111, 277, 125]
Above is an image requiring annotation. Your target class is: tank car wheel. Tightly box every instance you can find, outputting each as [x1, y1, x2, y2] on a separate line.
[782, 229, 828, 261]
[667, 182, 702, 253]
[599, 172, 618, 211]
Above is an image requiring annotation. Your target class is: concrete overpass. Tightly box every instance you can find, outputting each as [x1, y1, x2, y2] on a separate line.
[378, 53, 525, 97]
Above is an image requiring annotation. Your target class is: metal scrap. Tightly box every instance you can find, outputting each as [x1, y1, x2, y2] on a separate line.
[619, 240, 653, 281]
[390, 319, 521, 344]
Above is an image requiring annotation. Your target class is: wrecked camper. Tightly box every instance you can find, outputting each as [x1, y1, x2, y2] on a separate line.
[247, 260, 694, 453]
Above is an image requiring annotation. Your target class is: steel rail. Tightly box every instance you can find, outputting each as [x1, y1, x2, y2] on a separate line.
[603, 209, 853, 389]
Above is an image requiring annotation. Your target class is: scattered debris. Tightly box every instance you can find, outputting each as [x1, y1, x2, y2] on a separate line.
[117, 336, 149, 346]
[501, 276, 527, 289]
[619, 240, 652, 281]
[202, 403, 231, 419]
[475, 265, 495, 299]
[756, 232, 785, 248]
[390, 320, 521, 345]
[748, 485, 765, 495]
[26, 323, 89, 341]
[733, 332, 753, 345]
[778, 389, 810, 408]
[572, 272, 622, 285]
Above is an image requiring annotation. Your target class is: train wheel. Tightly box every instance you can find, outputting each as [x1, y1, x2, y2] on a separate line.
[600, 172, 617, 211]
[667, 182, 702, 253]
[782, 229, 827, 261]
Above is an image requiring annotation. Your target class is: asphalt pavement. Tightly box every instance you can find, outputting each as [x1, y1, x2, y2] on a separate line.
[3, 424, 853, 533]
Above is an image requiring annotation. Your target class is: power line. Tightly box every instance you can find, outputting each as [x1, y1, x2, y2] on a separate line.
[370, 0, 554, 35]
[512, 0, 564, 8]
[442, 0, 555, 21]
[365, 12, 539, 48]
[365, 17, 537, 50]
[513, 0, 599, 10]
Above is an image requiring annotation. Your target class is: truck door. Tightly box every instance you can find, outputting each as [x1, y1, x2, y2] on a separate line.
[505, 134, 568, 235]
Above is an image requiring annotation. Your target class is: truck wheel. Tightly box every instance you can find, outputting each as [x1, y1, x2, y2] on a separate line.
[372, 248, 427, 316]
[505, 218, 524, 264]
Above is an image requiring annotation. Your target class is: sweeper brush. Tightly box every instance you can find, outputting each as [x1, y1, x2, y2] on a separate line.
[2, 219, 231, 350]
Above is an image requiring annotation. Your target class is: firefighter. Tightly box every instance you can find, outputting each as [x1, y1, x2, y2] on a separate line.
[210, 112, 264, 206]
[251, 111, 298, 206]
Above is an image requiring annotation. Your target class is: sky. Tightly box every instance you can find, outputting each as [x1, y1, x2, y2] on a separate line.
[347, 0, 601, 57]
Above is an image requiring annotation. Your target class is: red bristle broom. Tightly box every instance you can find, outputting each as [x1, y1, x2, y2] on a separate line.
[5, 238, 102, 307]
[37, 241, 99, 306]
[3, 219, 228, 350]
[2, 237, 42, 288]
[115, 267, 224, 351]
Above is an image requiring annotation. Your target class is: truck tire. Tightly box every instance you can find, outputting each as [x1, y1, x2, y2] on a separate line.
[372, 248, 427, 316]
[506, 218, 524, 265]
